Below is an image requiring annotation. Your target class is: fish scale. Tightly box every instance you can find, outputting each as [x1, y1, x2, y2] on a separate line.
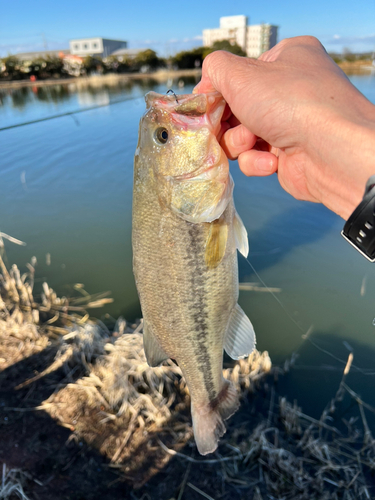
[132, 90, 256, 455]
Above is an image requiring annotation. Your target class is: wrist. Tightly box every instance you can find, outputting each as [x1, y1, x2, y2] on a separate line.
[311, 114, 375, 220]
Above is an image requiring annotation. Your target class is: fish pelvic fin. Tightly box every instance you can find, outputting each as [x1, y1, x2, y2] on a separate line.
[192, 379, 239, 455]
[143, 321, 169, 367]
[224, 304, 256, 360]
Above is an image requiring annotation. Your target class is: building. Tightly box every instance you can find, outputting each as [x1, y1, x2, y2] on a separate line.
[203, 16, 278, 58]
[110, 48, 145, 61]
[9, 49, 70, 61]
[246, 24, 278, 58]
[69, 38, 127, 58]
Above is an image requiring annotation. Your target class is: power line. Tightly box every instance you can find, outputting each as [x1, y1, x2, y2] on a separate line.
[0, 94, 143, 132]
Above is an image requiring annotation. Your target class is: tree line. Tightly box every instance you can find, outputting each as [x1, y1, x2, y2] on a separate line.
[1, 42, 370, 81]
[0, 41, 247, 81]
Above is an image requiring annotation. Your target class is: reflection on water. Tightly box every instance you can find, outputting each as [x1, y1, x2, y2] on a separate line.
[0, 76, 200, 129]
[0, 75, 200, 112]
[1, 74, 375, 419]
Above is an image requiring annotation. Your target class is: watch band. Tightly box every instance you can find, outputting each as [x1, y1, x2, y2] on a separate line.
[341, 175, 375, 262]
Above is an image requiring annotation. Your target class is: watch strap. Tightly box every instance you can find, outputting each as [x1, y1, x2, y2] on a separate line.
[341, 175, 375, 262]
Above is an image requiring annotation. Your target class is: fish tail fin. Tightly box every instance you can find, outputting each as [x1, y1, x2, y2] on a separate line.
[191, 379, 239, 456]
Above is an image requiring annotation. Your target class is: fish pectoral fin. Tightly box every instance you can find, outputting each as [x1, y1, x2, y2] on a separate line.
[224, 304, 256, 360]
[143, 321, 169, 367]
[205, 216, 228, 269]
[233, 211, 249, 258]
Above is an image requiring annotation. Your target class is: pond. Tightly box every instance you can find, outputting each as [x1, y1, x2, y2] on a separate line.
[1, 72, 375, 419]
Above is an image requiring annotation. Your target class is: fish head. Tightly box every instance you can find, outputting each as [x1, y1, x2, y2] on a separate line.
[136, 91, 232, 223]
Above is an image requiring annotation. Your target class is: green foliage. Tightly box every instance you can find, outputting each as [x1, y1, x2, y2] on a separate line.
[83, 55, 100, 73]
[172, 42, 246, 69]
[342, 48, 356, 63]
[329, 53, 342, 64]
[0, 55, 66, 80]
[133, 49, 162, 70]
[172, 47, 206, 69]
[203, 40, 246, 58]
[1, 56, 22, 79]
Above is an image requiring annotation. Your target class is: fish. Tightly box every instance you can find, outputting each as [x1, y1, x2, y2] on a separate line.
[132, 90, 256, 455]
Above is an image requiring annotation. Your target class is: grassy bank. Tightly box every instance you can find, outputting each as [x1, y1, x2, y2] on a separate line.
[337, 59, 373, 74]
[1, 246, 374, 499]
[0, 69, 202, 90]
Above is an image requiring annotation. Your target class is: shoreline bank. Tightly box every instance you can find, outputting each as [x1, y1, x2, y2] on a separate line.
[1, 253, 373, 499]
[0, 68, 202, 90]
[0, 60, 373, 91]
[337, 59, 373, 74]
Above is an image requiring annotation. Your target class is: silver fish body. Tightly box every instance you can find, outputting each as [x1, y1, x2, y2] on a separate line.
[132, 91, 256, 455]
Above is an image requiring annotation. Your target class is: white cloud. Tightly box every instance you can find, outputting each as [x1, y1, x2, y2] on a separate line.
[327, 34, 375, 45]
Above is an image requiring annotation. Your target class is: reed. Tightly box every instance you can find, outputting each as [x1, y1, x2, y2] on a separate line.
[0, 464, 30, 500]
[1, 249, 374, 498]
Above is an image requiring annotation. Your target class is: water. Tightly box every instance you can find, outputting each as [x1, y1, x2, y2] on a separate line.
[1, 74, 375, 419]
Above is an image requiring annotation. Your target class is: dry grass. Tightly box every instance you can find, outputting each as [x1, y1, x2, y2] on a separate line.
[1, 248, 374, 498]
[0, 464, 30, 500]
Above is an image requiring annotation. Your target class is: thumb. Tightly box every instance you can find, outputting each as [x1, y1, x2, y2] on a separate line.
[194, 50, 253, 97]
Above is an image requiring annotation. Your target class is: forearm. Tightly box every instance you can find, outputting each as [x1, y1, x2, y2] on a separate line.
[305, 109, 375, 219]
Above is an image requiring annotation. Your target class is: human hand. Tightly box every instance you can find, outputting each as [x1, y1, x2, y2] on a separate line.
[194, 36, 375, 219]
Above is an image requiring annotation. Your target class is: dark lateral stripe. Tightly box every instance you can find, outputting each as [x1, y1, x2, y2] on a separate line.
[186, 223, 216, 401]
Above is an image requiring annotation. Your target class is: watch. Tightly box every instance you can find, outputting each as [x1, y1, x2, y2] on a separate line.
[341, 175, 375, 262]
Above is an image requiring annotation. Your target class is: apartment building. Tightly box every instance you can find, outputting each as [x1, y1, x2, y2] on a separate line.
[203, 16, 278, 58]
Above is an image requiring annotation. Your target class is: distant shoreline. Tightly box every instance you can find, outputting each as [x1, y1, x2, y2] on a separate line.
[0, 68, 202, 90]
[337, 59, 373, 74]
[0, 61, 372, 91]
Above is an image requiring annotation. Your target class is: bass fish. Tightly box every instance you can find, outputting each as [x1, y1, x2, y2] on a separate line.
[132, 90, 256, 455]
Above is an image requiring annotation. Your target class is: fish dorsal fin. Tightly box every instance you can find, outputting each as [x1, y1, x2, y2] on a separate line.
[233, 211, 249, 258]
[205, 217, 228, 269]
[224, 304, 256, 360]
[143, 321, 169, 367]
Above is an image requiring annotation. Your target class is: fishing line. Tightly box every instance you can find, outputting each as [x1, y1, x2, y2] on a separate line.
[244, 255, 375, 376]
[245, 256, 305, 334]
[0, 94, 143, 132]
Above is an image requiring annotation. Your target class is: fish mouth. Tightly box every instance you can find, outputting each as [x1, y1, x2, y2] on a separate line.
[146, 91, 214, 115]
[145, 91, 226, 133]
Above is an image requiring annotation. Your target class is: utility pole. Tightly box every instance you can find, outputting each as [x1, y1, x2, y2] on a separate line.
[41, 32, 48, 51]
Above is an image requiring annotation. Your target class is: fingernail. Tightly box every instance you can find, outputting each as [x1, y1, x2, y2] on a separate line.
[255, 156, 275, 173]
[230, 130, 246, 148]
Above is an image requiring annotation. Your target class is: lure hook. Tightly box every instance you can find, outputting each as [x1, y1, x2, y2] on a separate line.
[166, 89, 179, 104]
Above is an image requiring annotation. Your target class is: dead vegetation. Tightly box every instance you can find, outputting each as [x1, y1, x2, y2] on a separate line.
[1, 248, 374, 499]
[0, 464, 31, 500]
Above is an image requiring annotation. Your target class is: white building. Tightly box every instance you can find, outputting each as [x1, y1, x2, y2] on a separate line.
[69, 38, 127, 58]
[203, 16, 278, 58]
[246, 24, 278, 58]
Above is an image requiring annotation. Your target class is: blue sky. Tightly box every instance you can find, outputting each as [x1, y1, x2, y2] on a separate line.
[1, 0, 375, 57]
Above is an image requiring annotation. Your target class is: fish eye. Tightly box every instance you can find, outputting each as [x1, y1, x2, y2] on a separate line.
[154, 127, 169, 145]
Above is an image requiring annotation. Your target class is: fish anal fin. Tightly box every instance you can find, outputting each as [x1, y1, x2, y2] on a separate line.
[191, 380, 239, 455]
[224, 304, 256, 360]
[143, 321, 169, 367]
[234, 211, 249, 258]
[205, 217, 228, 269]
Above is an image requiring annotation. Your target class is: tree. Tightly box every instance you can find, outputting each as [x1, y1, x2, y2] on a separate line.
[203, 40, 246, 58]
[172, 47, 206, 69]
[133, 49, 161, 71]
[83, 55, 102, 75]
[342, 47, 356, 63]
[1, 56, 22, 79]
